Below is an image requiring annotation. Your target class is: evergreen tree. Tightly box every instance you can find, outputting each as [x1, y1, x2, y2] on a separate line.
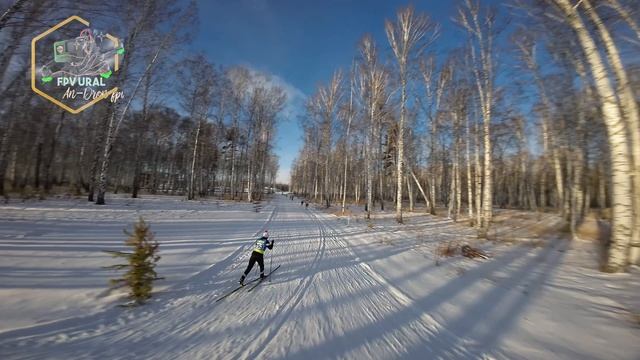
[105, 217, 161, 305]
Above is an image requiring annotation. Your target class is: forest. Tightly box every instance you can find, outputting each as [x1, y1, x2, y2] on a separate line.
[289, 0, 640, 273]
[0, 1, 639, 359]
[0, 0, 284, 206]
[1, 0, 639, 273]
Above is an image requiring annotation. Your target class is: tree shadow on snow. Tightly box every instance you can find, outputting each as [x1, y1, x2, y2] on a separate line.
[281, 240, 568, 359]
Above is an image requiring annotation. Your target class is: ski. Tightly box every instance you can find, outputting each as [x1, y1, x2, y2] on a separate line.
[247, 265, 281, 292]
[215, 276, 262, 303]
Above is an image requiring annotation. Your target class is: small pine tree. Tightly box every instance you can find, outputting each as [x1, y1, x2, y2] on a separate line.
[104, 217, 161, 305]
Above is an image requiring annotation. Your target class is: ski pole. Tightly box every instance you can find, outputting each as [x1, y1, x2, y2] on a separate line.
[269, 241, 273, 282]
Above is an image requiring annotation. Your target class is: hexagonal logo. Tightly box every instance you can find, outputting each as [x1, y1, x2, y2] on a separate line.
[31, 15, 125, 114]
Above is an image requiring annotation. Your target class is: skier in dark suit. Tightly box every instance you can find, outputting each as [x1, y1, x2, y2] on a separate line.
[239, 230, 274, 285]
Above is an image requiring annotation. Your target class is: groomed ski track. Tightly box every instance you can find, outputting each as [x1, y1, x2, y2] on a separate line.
[0, 196, 463, 359]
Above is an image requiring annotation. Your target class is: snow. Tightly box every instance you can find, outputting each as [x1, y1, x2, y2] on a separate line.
[0, 195, 638, 359]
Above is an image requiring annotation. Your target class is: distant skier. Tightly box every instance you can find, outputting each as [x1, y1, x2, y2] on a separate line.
[239, 230, 274, 285]
[305, 202, 309, 208]
[301, 200, 304, 206]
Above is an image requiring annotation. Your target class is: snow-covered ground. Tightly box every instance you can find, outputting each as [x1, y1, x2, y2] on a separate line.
[0, 195, 638, 359]
[0, 195, 269, 331]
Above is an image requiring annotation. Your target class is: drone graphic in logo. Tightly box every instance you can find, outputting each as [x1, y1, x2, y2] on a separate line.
[31, 15, 125, 114]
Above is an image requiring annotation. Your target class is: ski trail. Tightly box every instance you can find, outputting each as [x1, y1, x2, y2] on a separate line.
[0, 204, 281, 359]
[321, 214, 445, 331]
[254, 208, 462, 359]
[0, 197, 464, 359]
[235, 206, 327, 359]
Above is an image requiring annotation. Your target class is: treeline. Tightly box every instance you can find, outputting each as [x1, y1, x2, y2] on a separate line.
[290, 0, 640, 272]
[0, 0, 285, 203]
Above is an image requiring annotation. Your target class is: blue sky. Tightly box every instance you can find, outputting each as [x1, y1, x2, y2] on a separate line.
[192, 0, 493, 183]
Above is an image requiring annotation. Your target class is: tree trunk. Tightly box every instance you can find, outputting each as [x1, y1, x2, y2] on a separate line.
[96, 111, 117, 205]
[377, 122, 384, 211]
[466, 110, 474, 225]
[341, 91, 353, 214]
[188, 120, 202, 200]
[366, 117, 373, 220]
[583, 0, 640, 264]
[95, 32, 167, 205]
[429, 117, 437, 215]
[598, 162, 607, 210]
[131, 75, 152, 198]
[0, 102, 18, 196]
[474, 114, 483, 228]
[554, 0, 633, 272]
[88, 112, 107, 202]
[455, 114, 462, 220]
[406, 175, 414, 212]
[396, 77, 406, 222]
[43, 111, 65, 192]
[478, 99, 492, 238]
[409, 168, 430, 212]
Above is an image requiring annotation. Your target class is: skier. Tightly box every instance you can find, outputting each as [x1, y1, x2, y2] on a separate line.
[239, 230, 274, 285]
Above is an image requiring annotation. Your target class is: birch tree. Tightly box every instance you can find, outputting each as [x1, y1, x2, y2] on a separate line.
[580, 0, 640, 264]
[418, 57, 440, 215]
[94, 0, 195, 204]
[457, 0, 498, 238]
[514, 31, 564, 211]
[357, 35, 388, 220]
[179, 55, 215, 200]
[550, 0, 633, 272]
[316, 71, 343, 207]
[95, 26, 178, 204]
[385, 5, 439, 223]
[340, 64, 356, 214]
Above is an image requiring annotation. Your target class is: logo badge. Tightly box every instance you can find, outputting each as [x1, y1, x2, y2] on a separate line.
[31, 15, 124, 114]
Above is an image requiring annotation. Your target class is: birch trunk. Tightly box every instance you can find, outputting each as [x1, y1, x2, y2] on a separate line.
[95, 111, 116, 205]
[455, 115, 462, 220]
[409, 168, 430, 212]
[474, 113, 483, 227]
[458, 1, 494, 237]
[430, 116, 437, 215]
[395, 75, 407, 222]
[386, 7, 436, 223]
[598, 162, 606, 210]
[407, 175, 414, 212]
[341, 75, 354, 215]
[366, 101, 375, 220]
[466, 110, 474, 224]
[583, 0, 640, 264]
[188, 120, 201, 200]
[377, 122, 384, 211]
[554, 0, 633, 272]
[448, 160, 456, 221]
